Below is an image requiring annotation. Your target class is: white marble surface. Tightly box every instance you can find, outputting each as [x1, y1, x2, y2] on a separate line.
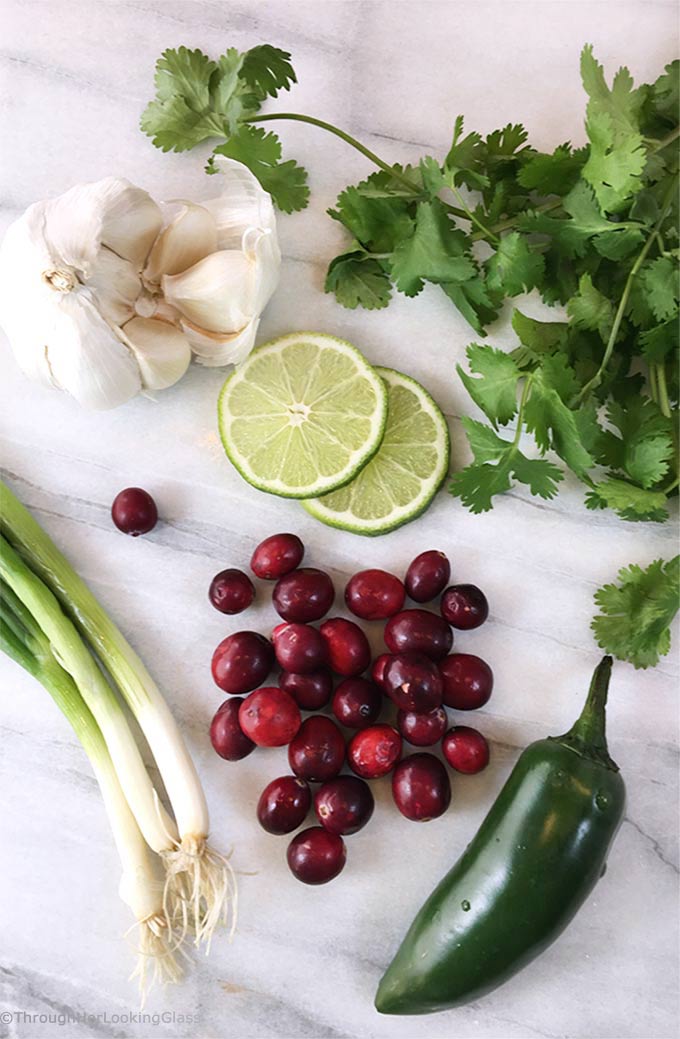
[0, 2, 678, 1037]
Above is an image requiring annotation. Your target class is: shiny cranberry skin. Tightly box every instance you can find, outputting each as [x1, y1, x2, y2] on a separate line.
[257, 776, 311, 835]
[111, 487, 158, 536]
[439, 654, 494, 709]
[384, 609, 453, 661]
[371, 654, 392, 689]
[238, 687, 301, 747]
[344, 569, 405, 620]
[211, 631, 274, 694]
[273, 568, 335, 622]
[383, 652, 443, 713]
[288, 716, 345, 782]
[250, 533, 304, 580]
[441, 584, 489, 629]
[314, 776, 374, 835]
[348, 724, 402, 779]
[442, 726, 490, 773]
[397, 706, 447, 747]
[405, 551, 450, 603]
[272, 622, 328, 673]
[287, 827, 346, 885]
[392, 753, 451, 821]
[332, 678, 382, 729]
[279, 669, 333, 711]
[319, 618, 371, 677]
[209, 698, 255, 761]
[209, 569, 255, 615]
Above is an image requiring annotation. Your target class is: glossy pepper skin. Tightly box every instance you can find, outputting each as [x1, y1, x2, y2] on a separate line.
[375, 657, 625, 1015]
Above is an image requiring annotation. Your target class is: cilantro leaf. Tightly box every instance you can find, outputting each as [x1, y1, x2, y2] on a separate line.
[585, 478, 669, 521]
[567, 273, 615, 342]
[445, 117, 488, 189]
[642, 256, 680, 322]
[592, 556, 680, 668]
[639, 318, 679, 362]
[596, 398, 674, 488]
[456, 345, 520, 426]
[518, 143, 586, 195]
[210, 127, 309, 212]
[329, 187, 413, 253]
[390, 200, 476, 295]
[524, 364, 595, 479]
[485, 232, 545, 297]
[511, 309, 568, 366]
[440, 276, 500, 335]
[240, 45, 296, 100]
[325, 253, 392, 310]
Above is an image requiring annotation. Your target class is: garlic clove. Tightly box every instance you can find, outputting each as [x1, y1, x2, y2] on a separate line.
[120, 316, 191, 390]
[97, 179, 163, 268]
[46, 292, 142, 409]
[86, 246, 141, 326]
[143, 201, 218, 285]
[181, 315, 260, 368]
[201, 157, 278, 249]
[161, 249, 256, 334]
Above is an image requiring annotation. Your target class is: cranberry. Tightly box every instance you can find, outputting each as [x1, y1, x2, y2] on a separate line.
[208, 569, 255, 615]
[405, 550, 450, 602]
[288, 716, 345, 782]
[344, 569, 405, 620]
[439, 654, 494, 710]
[440, 584, 489, 629]
[319, 618, 371, 677]
[348, 724, 402, 779]
[314, 776, 374, 835]
[372, 654, 392, 689]
[442, 726, 490, 773]
[111, 487, 158, 536]
[257, 776, 311, 834]
[392, 753, 451, 821]
[209, 698, 255, 761]
[272, 622, 328, 673]
[332, 677, 382, 729]
[287, 827, 346, 884]
[250, 533, 304, 580]
[384, 609, 453, 661]
[273, 568, 335, 622]
[397, 706, 447, 747]
[238, 687, 301, 747]
[279, 669, 333, 711]
[383, 652, 443, 713]
[211, 631, 274, 694]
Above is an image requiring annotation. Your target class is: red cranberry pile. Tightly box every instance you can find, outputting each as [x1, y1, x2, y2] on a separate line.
[208, 536, 493, 885]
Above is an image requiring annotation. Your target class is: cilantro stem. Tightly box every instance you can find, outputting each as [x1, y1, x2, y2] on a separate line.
[512, 377, 533, 448]
[656, 362, 672, 418]
[648, 363, 659, 404]
[448, 186, 500, 243]
[469, 197, 564, 242]
[651, 126, 680, 152]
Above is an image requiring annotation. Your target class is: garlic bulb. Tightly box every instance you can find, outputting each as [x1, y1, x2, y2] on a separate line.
[0, 161, 280, 409]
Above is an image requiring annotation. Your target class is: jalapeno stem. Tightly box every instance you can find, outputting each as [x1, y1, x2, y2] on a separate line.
[554, 656, 619, 772]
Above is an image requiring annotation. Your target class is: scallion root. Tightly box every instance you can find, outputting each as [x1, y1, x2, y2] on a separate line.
[129, 912, 187, 1003]
[162, 837, 237, 951]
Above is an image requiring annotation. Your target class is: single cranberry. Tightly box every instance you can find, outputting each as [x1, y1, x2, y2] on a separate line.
[383, 652, 443, 713]
[211, 631, 274, 694]
[347, 725, 402, 779]
[250, 533, 304, 580]
[209, 569, 255, 615]
[371, 654, 392, 690]
[440, 584, 489, 629]
[111, 487, 158, 536]
[392, 754, 451, 821]
[344, 569, 405, 620]
[272, 622, 328, 673]
[405, 550, 451, 602]
[287, 827, 346, 884]
[273, 568, 335, 622]
[332, 677, 382, 729]
[279, 669, 333, 711]
[238, 687, 301, 747]
[442, 726, 490, 773]
[439, 654, 494, 709]
[288, 716, 346, 782]
[314, 776, 374, 835]
[209, 698, 255, 761]
[319, 617, 371, 677]
[384, 609, 453, 661]
[257, 776, 311, 834]
[397, 706, 448, 746]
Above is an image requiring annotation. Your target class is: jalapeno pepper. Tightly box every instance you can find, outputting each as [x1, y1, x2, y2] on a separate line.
[375, 656, 625, 1015]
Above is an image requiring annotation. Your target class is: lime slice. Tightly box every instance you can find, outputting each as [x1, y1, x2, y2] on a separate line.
[303, 367, 450, 535]
[218, 332, 388, 498]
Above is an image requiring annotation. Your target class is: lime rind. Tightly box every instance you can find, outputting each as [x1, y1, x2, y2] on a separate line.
[303, 366, 450, 536]
[218, 333, 388, 499]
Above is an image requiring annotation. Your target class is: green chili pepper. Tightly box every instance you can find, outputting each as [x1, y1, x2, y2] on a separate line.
[375, 656, 625, 1015]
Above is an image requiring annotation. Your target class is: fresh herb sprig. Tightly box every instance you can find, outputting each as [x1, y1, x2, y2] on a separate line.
[592, 556, 680, 669]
